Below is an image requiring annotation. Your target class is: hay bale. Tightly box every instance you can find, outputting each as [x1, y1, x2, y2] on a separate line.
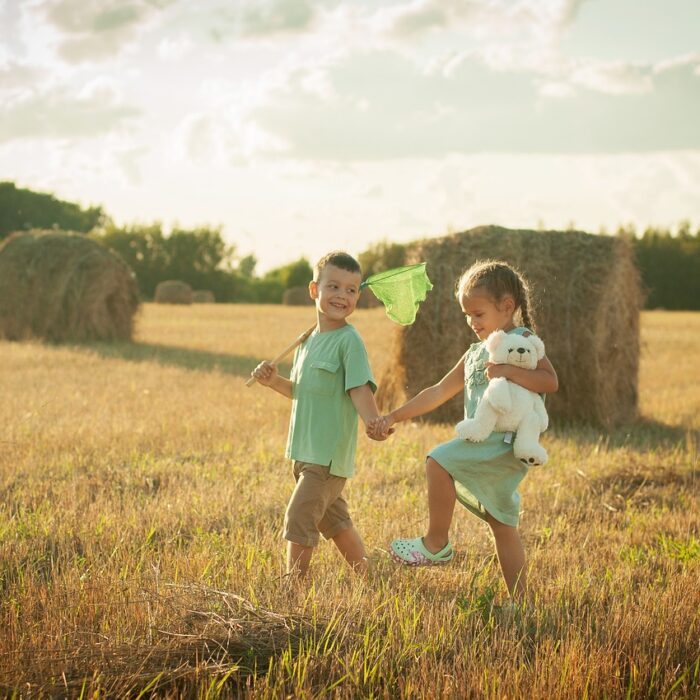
[155, 280, 192, 304]
[282, 286, 314, 306]
[357, 286, 382, 309]
[0, 230, 140, 342]
[192, 290, 215, 303]
[377, 226, 643, 428]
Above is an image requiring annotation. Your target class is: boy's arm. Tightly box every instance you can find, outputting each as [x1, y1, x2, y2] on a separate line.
[348, 383, 382, 427]
[251, 361, 294, 399]
[485, 356, 558, 394]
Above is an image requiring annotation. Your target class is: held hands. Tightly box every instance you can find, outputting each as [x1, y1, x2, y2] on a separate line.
[366, 414, 396, 441]
[251, 361, 278, 386]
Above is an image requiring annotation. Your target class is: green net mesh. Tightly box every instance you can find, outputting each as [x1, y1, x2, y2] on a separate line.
[361, 263, 433, 325]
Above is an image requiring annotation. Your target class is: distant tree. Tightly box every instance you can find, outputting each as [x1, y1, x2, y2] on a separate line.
[94, 223, 240, 300]
[95, 223, 168, 298]
[264, 257, 312, 288]
[164, 226, 236, 283]
[0, 181, 105, 239]
[282, 258, 313, 288]
[250, 277, 285, 304]
[358, 240, 407, 277]
[238, 254, 257, 278]
[620, 223, 700, 310]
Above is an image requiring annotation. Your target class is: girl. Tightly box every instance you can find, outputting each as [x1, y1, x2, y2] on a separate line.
[370, 260, 558, 600]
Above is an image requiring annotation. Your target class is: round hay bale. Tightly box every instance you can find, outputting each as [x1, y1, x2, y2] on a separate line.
[377, 225, 643, 428]
[0, 230, 140, 343]
[192, 290, 215, 303]
[155, 280, 192, 304]
[282, 286, 314, 306]
[357, 286, 382, 309]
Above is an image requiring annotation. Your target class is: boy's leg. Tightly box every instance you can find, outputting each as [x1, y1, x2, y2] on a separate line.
[287, 541, 314, 577]
[331, 526, 368, 575]
[319, 489, 367, 575]
[484, 511, 527, 600]
[423, 457, 456, 553]
[284, 462, 334, 577]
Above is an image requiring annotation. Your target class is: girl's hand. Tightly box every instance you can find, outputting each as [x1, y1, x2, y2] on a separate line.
[485, 362, 513, 381]
[251, 361, 278, 386]
[377, 414, 396, 438]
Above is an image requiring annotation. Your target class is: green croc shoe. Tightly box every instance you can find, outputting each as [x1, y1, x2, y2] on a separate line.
[390, 537, 454, 566]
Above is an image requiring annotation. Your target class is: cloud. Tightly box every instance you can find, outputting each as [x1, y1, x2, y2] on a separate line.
[116, 146, 147, 185]
[0, 83, 140, 142]
[172, 109, 289, 166]
[0, 0, 26, 61]
[569, 60, 653, 95]
[0, 60, 41, 90]
[238, 0, 316, 36]
[204, 0, 323, 41]
[243, 49, 700, 160]
[36, 0, 171, 62]
[157, 34, 194, 61]
[376, 0, 588, 41]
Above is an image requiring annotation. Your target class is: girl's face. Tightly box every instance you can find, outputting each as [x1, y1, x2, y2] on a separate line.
[460, 288, 515, 340]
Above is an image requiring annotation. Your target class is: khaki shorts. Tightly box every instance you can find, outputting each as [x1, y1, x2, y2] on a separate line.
[283, 461, 352, 547]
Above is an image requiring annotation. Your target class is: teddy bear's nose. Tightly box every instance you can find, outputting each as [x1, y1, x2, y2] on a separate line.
[517, 348, 526, 354]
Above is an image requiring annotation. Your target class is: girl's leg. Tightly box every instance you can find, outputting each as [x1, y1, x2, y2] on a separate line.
[484, 511, 526, 600]
[423, 457, 457, 553]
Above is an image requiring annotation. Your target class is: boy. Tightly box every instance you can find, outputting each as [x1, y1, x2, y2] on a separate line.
[251, 251, 386, 577]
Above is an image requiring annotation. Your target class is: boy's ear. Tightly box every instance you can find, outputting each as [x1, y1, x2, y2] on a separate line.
[308, 280, 318, 300]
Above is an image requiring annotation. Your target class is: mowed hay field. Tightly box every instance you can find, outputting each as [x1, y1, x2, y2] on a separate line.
[1, 305, 698, 698]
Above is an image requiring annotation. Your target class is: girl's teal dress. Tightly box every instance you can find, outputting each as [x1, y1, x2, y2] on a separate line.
[428, 327, 531, 527]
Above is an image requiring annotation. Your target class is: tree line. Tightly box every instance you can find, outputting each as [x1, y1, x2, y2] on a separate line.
[1, 181, 698, 309]
[0, 182, 312, 303]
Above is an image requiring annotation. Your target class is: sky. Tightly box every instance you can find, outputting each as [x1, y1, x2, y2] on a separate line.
[1, 0, 699, 272]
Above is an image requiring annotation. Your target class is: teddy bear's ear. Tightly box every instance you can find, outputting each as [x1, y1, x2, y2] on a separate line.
[528, 334, 546, 360]
[485, 330, 507, 354]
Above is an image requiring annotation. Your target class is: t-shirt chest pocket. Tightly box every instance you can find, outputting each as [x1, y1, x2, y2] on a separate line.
[307, 360, 340, 396]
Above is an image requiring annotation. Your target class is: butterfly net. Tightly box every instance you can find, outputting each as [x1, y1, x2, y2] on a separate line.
[361, 263, 433, 325]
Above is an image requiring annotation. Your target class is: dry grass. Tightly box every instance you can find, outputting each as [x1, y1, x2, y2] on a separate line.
[0, 305, 698, 698]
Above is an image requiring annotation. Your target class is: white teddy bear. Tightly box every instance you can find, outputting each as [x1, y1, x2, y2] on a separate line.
[455, 330, 549, 466]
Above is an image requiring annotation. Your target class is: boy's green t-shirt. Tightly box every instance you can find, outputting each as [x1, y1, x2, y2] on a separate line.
[285, 323, 376, 478]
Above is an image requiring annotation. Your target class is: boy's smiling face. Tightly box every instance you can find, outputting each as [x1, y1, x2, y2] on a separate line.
[310, 264, 362, 330]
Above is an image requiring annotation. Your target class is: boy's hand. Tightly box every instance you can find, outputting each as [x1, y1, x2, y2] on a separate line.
[251, 361, 278, 386]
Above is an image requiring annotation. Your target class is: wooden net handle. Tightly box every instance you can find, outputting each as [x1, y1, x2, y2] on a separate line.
[245, 323, 316, 387]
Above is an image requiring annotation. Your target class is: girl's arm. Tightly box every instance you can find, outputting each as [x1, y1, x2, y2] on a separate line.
[486, 355, 558, 394]
[383, 354, 466, 429]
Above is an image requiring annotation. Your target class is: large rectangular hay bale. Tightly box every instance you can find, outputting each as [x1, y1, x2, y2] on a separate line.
[376, 226, 643, 428]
